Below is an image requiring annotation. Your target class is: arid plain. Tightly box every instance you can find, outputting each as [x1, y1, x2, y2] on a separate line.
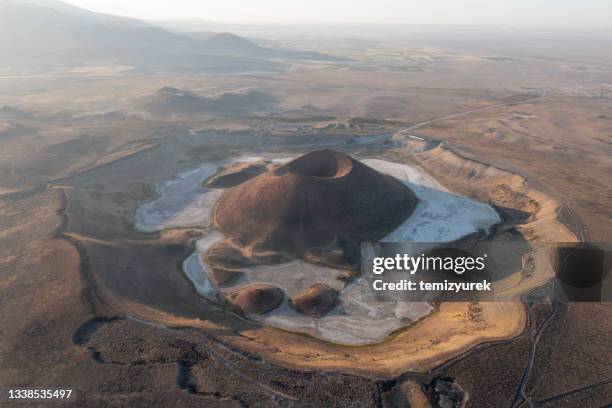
[1, 32, 611, 407]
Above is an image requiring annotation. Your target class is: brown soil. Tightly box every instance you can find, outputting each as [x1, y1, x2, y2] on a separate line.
[213, 150, 418, 257]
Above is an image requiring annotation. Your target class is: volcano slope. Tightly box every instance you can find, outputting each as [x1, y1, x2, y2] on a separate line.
[212, 149, 418, 264]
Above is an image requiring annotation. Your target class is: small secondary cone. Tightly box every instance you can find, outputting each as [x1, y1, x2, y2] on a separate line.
[207, 266, 244, 287]
[226, 284, 284, 314]
[291, 283, 339, 318]
[205, 161, 268, 188]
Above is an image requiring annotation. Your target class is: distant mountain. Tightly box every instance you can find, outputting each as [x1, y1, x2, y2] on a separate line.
[189, 32, 341, 61]
[190, 32, 266, 54]
[0, 0, 333, 72]
[0, 105, 33, 120]
[0, 121, 35, 141]
[138, 87, 278, 117]
[12, 0, 149, 26]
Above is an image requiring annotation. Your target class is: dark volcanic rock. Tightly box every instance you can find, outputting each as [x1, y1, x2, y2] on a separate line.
[425, 377, 467, 408]
[214, 149, 418, 256]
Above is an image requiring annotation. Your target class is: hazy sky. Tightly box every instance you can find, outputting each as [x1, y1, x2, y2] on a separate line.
[62, 0, 612, 28]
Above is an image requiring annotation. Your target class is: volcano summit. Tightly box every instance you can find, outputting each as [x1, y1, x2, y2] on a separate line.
[213, 150, 418, 258]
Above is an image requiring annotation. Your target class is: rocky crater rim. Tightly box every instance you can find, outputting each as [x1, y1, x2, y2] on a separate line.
[273, 149, 353, 179]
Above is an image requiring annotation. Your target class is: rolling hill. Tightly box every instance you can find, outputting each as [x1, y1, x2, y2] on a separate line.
[0, 0, 331, 72]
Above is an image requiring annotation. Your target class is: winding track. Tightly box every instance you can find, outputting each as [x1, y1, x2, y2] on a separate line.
[402, 94, 543, 132]
[510, 283, 561, 408]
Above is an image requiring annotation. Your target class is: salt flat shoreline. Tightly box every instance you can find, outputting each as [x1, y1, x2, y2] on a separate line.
[134, 153, 500, 345]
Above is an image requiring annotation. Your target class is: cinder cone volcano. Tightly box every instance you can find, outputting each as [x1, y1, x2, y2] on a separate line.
[213, 150, 417, 255]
